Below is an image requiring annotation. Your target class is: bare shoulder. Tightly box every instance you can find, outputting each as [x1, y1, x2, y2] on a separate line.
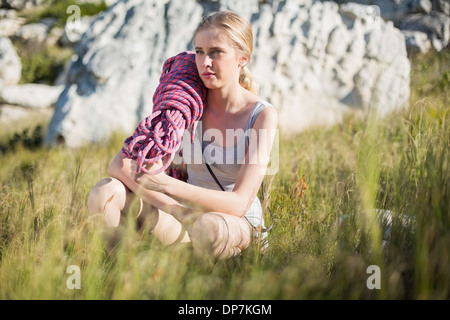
[255, 101, 278, 129]
[242, 88, 278, 128]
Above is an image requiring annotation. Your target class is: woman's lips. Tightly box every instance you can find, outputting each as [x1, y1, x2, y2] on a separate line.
[202, 72, 215, 79]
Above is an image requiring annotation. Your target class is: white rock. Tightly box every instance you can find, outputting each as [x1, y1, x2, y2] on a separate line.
[0, 103, 53, 123]
[0, 36, 21, 87]
[400, 12, 450, 52]
[44, 0, 411, 147]
[402, 29, 432, 53]
[45, 0, 203, 147]
[0, 16, 25, 37]
[60, 16, 94, 46]
[1, 0, 44, 10]
[0, 104, 30, 122]
[0, 9, 16, 19]
[252, 0, 410, 133]
[434, 0, 450, 16]
[0, 84, 64, 109]
[15, 22, 50, 43]
[334, 0, 449, 54]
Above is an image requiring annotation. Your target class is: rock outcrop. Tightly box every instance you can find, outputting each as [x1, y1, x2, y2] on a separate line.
[0, 36, 21, 87]
[333, 0, 450, 54]
[45, 0, 204, 146]
[0, 83, 64, 109]
[44, 0, 411, 147]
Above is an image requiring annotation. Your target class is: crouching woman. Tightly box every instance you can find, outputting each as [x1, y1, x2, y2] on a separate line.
[87, 11, 278, 260]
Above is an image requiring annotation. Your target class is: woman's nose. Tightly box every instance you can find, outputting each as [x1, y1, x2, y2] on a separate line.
[203, 55, 213, 68]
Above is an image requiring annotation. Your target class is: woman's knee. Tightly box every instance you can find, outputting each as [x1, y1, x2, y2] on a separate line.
[190, 213, 226, 259]
[87, 177, 129, 222]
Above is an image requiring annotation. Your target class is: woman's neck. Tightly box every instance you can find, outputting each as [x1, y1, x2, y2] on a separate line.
[206, 85, 248, 115]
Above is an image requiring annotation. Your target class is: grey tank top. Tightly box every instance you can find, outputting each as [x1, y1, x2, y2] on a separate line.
[178, 100, 271, 228]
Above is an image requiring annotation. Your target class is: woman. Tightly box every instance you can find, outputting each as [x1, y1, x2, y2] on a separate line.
[88, 11, 278, 260]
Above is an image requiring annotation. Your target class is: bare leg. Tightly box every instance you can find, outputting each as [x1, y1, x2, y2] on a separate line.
[87, 177, 133, 227]
[87, 176, 189, 245]
[152, 210, 190, 245]
[190, 212, 252, 260]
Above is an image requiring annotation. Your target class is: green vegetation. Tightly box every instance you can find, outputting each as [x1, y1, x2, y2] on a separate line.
[13, 0, 109, 84]
[19, 0, 108, 29]
[0, 50, 448, 299]
[14, 42, 73, 84]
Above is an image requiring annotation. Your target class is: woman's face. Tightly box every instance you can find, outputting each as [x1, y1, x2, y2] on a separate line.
[194, 28, 245, 91]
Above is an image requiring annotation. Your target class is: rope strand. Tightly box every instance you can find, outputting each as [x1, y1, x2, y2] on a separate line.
[121, 51, 206, 175]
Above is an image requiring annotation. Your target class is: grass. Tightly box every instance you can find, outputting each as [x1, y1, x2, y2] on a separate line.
[0, 49, 449, 300]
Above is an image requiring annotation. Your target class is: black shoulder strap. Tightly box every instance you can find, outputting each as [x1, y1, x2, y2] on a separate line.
[204, 162, 225, 191]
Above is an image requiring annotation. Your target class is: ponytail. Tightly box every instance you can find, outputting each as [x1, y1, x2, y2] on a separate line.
[239, 66, 258, 94]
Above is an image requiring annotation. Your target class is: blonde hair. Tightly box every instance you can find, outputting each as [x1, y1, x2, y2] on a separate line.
[194, 11, 257, 94]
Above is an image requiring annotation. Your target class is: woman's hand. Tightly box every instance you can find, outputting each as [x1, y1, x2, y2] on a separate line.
[130, 159, 168, 193]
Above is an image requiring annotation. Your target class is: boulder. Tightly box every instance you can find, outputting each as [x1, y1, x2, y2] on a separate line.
[0, 36, 21, 87]
[402, 30, 432, 54]
[399, 11, 450, 52]
[60, 15, 94, 46]
[0, 8, 25, 37]
[0, 103, 32, 122]
[45, 0, 203, 147]
[251, 1, 410, 133]
[333, 0, 450, 53]
[15, 22, 51, 44]
[0, 0, 44, 10]
[0, 103, 53, 123]
[0, 83, 64, 109]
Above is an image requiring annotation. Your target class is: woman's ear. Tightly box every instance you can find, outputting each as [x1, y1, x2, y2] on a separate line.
[238, 56, 249, 68]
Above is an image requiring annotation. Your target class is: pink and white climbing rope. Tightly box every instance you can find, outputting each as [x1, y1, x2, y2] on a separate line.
[121, 51, 206, 176]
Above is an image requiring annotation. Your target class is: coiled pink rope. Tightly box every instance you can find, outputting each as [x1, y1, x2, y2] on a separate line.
[121, 51, 206, 175]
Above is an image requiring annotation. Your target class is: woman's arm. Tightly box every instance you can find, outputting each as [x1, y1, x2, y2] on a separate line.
[107, 151, 200, 222]
[135, 105, 278, 218]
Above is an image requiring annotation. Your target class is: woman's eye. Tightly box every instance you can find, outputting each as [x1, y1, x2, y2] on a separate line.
[207, 49, 222, 56]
